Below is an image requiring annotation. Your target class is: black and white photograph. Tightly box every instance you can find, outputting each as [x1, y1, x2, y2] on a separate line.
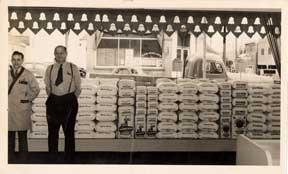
[0, 0, 287, 174]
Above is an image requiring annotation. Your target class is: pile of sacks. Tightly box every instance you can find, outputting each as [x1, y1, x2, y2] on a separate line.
[94, 78, 118, 138]
[177, 78, 198, 139]
[74, 79, 98, 138]
[265, 83, 281, 139]
[146, 86, 159, 138]
[117, 79, 136, 138]
[231, 81, 248, 139]
[197, 80, 220, 139]
[156, 78, 178, 139]
[218, 81, 232, 139]
[245, 83, 268, 139]
[135, 86, 147, 138]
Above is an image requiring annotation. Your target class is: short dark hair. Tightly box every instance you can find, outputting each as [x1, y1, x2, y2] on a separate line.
[54, 45, 67, 54]
[12, 51, 24, 60]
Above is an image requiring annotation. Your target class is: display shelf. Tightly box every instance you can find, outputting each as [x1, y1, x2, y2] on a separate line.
[25, 139, 236, 152]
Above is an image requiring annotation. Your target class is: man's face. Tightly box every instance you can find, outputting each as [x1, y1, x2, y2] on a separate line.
[11, 54, 24, 70]
[54, 47, 67, 63]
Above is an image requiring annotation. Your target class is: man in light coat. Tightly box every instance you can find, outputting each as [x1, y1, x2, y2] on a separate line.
[8, 51, 40, 159]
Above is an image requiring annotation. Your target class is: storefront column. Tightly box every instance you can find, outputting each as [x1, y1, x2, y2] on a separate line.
[86, 33, 96, 71]
[162, 33, 174, 77]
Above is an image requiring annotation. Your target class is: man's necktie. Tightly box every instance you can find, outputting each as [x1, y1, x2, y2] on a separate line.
[55, 64, 63, 86]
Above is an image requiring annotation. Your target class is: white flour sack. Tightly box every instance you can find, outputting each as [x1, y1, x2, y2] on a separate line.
[32, 121, 48, 132]
[136, 101, 147, 108]
[232, 90, 248, 98]
[267, 122, 281, 131]
[78, 95, 96, 104]
[118, 97, 135, 106]
[247, 122, 267, 132]
[31, 112, 47, 122]
[96, 95, 117, 104]
[177, 82, 198, 94]
[147, 101, 158, 109]
[32, 103, 46, 112]
[198, 121, 219, 132]
[248, 103, 267, 113]
[118, 106, 135, 115]
[97, 78, 119, 86]
[198, 131, 219, 139]
[177, 78, 192, 84]
[136, 86, 147, 95]
[178, 131, 198, 139]
[247, 85, 266, 95]
[95, 103, 117, 112]
[219, 90, 232, 97]
[159, 93, 178, 103]
[136, 108, 147, 116]
[147, 94, 158, 102]
[156, 78, 173, 84]
[248, 95, 267, 104]
[158, 111, 178, 122]
[246, 132, 267, 139]
[220, 110, 232, 117]
[218, 82, 232, 90]
[81, 84, 98, 95]
[158, 102, 178, 111]
[267, 113, 280, 122]
[197, 82, 218, 94]
[199, 111, 219, 122]
[77, 112, 96, 121]
[267, 104, 281, 113]
[146, 115, 157, 134]
[94, 132, 116, 139]
[95, 112, 117, 121]
[119, 89, 135, 97]
[266, 84, 281, 95]
[178, 121, 197, 131]
[29, 131, 48, 139]
[75, 130, 95, 138]
[178, 94, 198, 103]
[157, 82, 178, 93]
[136, 94, 147, 102]
[198, 102, 219, 111]
[79, 103, 97, 112]
[157, 122, 178, 132]
[232, 81, 248, 90]
[118, 79, 136, 90]
[220, 103, 232, 110]
[199, 94, 219, 103]
[135, 115, 146, 137]
[97, 85, 118, 96]
[267, 95, 281, 104]
[147, 108, 158, 115]
[179, 103, 197, 111]
[95, 121, 117, 132]
[156, 131, 178, 139]
[33, 94, 48, 104]
[220, 97, 232, 103]
[266, 132, 280, 139]
[232, 107, 248, 116]
[75, 121, 95, 131]
[247, 113, 266, 123]
[147, 86, 159, 95]
[179, 111, 198, 122]
[232, 98, 248, 107]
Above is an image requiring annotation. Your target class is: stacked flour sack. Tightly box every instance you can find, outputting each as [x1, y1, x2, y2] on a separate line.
[30, 78, 49, 139]
[135, 86, 147, 138]
[197, 80, 220, 139]
[246, 83, 268, 139]
[231, 81, 249, 139]
[146, 86, 159, 138]
[95, 78, 118, 139]
[75, 78, 98, 139]
[218, 81, 233, 139]
[177, 78, 199, 139]
[117, 79, 136, 138]
[265, 83, 281, 139]
[156, 78, 179, 139]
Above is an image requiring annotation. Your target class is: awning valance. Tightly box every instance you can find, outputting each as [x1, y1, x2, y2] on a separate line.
[8, 7, 281, 38]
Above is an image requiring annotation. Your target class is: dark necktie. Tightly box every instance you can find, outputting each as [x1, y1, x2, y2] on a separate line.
[55, 64, 63, 86]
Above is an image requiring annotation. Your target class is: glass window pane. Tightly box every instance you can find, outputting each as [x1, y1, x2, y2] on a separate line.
[98, 39, 118, 48]
[120, 39, 129, 49]
[131, 40, 140, 57]
[97, 39, 118, 66]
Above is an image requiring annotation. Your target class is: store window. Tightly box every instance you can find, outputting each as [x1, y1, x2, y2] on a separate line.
[261, 48, 265, 55]
[96, 34, 162, 68]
